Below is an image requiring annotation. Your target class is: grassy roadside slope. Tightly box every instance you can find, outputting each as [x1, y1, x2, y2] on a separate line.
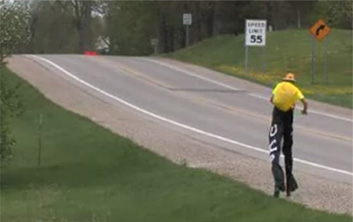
[167, 29, 352, 108]
[1, 67, 351, 222]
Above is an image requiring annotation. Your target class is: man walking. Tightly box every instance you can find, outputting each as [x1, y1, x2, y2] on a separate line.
[268, 73, 308, 198]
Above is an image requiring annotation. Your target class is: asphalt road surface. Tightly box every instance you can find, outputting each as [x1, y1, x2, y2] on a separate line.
[25, 55, 353, 184]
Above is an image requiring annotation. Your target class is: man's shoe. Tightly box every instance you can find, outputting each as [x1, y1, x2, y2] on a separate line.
[273, 182, 285, 198]
[286, 175, 298, 197]
[278, 183, 285, 192]
[286, 186, 291, 197]
[290, 179, 298, 192]
[274, 190, 280, 198]
[287, 175, 299, 192]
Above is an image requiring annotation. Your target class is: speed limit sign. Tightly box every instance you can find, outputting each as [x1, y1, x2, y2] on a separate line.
[245, 20, 267, 46]
[244, 19, 267, 75]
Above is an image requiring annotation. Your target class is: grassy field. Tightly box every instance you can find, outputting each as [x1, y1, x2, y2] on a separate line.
[1, 67, 351, 222]
[167, 29, 352, 108]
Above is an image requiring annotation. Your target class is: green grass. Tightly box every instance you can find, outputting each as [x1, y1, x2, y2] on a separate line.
[1, 67, 351, 222]
[167, 29, 353, 108]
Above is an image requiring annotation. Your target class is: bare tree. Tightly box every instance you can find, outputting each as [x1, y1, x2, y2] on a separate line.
[57, 0, 93, 52]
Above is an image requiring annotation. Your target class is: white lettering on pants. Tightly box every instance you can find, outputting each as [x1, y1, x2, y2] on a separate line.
[270, 124, 277, 137]
[269, 139, 278, 153]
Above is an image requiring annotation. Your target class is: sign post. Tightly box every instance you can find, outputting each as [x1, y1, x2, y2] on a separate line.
[325, 36, 329, 83]
[183, 13, 192, 47]
[150, 38, 158, 55]
[311, 35, 315, 84]
[262, 46, 266, 77]
[245, 45, 248, 74]
[245, 19, 267, 75]
[310, 19, 331, 84]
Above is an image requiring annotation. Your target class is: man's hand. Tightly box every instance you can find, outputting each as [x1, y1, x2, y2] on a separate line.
[300, 98, 308, 115]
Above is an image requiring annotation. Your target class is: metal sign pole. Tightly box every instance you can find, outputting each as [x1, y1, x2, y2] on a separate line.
[262, 46, 266, 77]
[245, 46, 248, 74]
[154, 44, 158, 55]
[311, 35, 315, 84]
[245, 19, 248, 75]
[186, 25, 189, 47]
[325, 35, 328, 83]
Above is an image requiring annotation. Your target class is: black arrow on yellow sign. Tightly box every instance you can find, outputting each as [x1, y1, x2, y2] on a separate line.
[315, 25, 326, 36]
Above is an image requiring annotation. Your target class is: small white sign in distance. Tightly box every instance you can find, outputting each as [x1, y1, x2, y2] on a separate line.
[245, 19, 267, 46]
[183, 13, 192, 25]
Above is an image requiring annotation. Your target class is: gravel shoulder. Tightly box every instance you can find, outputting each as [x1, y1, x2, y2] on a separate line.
[7, 55, 353, 215]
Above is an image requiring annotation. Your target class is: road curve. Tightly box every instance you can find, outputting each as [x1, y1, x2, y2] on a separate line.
[22, 54, 352, 185]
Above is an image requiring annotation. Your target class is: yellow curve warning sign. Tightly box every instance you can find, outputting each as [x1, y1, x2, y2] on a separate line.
[310, 19, 331, 41]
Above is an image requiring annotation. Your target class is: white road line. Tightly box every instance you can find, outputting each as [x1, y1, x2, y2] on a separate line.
[143, 58, 353, 123]
[27, 55, 353, 177]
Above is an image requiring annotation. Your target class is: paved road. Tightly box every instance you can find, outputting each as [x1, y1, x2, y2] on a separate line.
[27, 55, 353, 184]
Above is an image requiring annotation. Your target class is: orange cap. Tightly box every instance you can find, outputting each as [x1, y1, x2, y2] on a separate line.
[283, 73, 296, 82]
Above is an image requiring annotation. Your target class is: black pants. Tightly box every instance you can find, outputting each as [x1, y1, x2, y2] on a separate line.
[268, 107, 297, 192]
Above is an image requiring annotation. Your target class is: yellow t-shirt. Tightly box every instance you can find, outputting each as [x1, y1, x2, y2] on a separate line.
[272, 82, 304, 112]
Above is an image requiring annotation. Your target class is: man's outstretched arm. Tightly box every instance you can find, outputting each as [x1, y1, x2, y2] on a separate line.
[300, 98, 308, 115]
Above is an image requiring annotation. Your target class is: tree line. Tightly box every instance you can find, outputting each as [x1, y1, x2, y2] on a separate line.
[15, 0, 353, 56]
